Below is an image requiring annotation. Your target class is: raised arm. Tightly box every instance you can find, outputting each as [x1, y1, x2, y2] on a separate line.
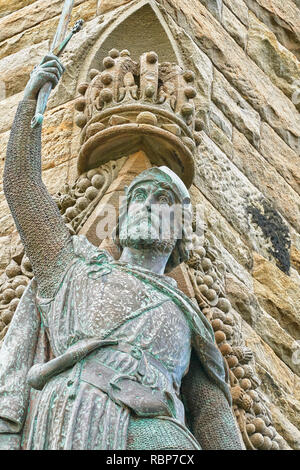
[3, 55, 75, 297]
[181, 350, 244, 450]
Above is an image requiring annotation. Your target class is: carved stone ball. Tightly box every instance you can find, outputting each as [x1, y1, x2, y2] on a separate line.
[181, 103, 194, 117]
[215, 330, 226, 344]
[78, 82, 89, 96]
[234, 367, 245, 379]
[3, 288, 15, 304]
[103, 57, 115, 69]
[75, 114, 87, 129]
[184, 87, 197, 99]
[226, 355, 239, 368]
[199, 284, 208, 295]
[219, 343, 233, 356]
[78, 178, 92, 192]
[240, 378, 252, 390]
[120, 50, 130, 57]
[217, 298, 231, 313]
[136, 111, 158, 125]
[146, 51, 158, 64]
[224, 313, 234, 326]
[183, 70, 195, 82]
[65, 206, 80, 220]
[211, 318, 223, 331]
[1, 309, 13, 325]
[205, 288, 217, 302]
[203, 275, 214, 287]
[250, 433, 264, 449]
[201, 257, 212, 271]
[76, 197, 89, 211]
[91, 174, 105, 189]
[9, 297, 19, 312]
[74, 97, 86, 112]
[89, 69, 99, 80]
[271, 441, 279, 450]
[11, 276, 28, 289]
[101, 72, 113, 85]
[109, 49, 120, 58]
[87, 169, 100, 180]
[100, 88, 113, 103]
[246, 423, 256, 435]
[5, 260, 21, 278]
[85, 186, 98, 201]
[253, 418, 266, 434]
[15, 284, 26, 298]
[195, 247, 206, 257]
[195, 119, 203, 132]
[261, 436, 272, 450]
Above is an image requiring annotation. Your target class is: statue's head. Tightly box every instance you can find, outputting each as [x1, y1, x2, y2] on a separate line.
[113, 167, 193, 272]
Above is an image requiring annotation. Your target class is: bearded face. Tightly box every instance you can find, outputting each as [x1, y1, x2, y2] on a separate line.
[118, 182, 182, 254]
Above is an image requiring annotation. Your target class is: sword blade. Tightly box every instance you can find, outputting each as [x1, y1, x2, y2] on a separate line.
[31, 0, 75, 128]
[51, 0, 75, 51]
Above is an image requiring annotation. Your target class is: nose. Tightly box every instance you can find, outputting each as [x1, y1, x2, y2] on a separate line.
[144, 193, 153, 212]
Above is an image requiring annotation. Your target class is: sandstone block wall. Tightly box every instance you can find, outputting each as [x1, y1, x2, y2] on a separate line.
[0, 0, 299, 449]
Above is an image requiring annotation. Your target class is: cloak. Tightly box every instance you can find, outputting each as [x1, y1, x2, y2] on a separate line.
[0, 235, 231, 448]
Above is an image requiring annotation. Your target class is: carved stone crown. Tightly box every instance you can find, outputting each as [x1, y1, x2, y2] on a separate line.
[75, 49, 202, 187]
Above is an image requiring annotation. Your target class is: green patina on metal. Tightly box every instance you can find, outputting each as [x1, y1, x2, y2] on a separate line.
[0, 38, 244, 449]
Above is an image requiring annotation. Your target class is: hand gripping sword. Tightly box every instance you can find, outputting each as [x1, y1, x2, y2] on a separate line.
[31, 0, 84, 128]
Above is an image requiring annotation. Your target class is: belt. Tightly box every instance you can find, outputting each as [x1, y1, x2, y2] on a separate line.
[80, 359, 175, 418]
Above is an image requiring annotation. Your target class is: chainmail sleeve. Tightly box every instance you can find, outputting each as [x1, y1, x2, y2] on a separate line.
[3, 99, 75, 298]
[181, 350, 244, 450]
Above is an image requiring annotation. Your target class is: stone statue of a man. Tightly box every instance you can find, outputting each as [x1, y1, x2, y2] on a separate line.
[0, 55, 244, 450]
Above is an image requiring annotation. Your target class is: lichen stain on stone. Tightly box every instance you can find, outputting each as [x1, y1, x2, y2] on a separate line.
[247, 200, 290, 275]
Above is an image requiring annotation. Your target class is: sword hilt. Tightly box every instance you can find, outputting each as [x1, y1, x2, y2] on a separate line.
[31, 19, 84, 129]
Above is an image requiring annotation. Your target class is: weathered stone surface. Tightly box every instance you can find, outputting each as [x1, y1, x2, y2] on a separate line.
[41, 101, 76, 171]
[241, 320, 300, 440]
[212, 69, 261, 148]
[222, 5, 248, 49]
[260, 123, 300, 196]
[0, 40, 49, 99]
[210, 102, 232, 139]
[0, 236, 12, 270]
[194, 131, 283, 264]
[0, 0, 87, 43]
[232, 127, 300, 232]
[97, 0, 132, 14]
[223, 0, 249, 26]
[268, 403, 300, 450]
[0, 0, 97, 61]
[247, 12, 300, 106]
[162, 0, 300, 152]
[244, 0, 300, 59]
[0, 1, 37, 19]
[0, 91, 23, 134]
[209, 120, 234, 158]
[42, 161, 70, 196]
[225, 273, 263, 326]
[199, 0, 223, 21]
[291, 245, 300, 275]
[190, 185, 253, 273]
[166, 15, 213, 133]
[252, 252, 300, 340]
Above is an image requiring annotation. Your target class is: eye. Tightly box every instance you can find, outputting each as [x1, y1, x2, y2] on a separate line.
[158, 194, 171, 204]
[133, 191, 145, 202]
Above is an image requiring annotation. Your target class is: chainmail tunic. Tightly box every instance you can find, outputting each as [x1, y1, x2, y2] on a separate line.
[4, 100, 74, 298]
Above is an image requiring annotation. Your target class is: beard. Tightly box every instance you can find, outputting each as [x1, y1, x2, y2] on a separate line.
[119, 214, 177, 254]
